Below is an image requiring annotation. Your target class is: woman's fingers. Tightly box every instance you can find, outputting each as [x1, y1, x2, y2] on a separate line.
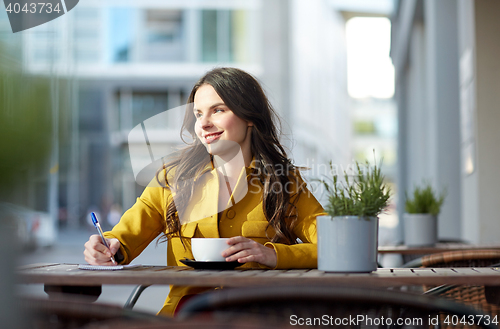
[83, 249, 115, 265]
[228, 249, 260, 263]
[223, 236, 277, 268]
[83, 235, 118, 265]
[223, 242, 255, 257]
[108, 238, 121, 255]
[222, 237, 255, 258]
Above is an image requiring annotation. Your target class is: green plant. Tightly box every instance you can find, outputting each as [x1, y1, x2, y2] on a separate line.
[405, 183, 446, 216]
[320, 160, 391, 218]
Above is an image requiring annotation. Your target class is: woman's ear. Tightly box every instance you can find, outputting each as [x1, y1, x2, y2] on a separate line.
[248, 122, 254, 127]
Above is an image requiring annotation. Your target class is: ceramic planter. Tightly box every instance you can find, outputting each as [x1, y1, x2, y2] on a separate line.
[317, 215, 379, 272]
[403, 213, 437, 246]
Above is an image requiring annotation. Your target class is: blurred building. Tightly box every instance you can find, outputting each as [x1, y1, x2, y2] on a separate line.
[288, 0, 350, 175]
[49, 1, 265, 227]
[2, 0, 403, 236]
[326, 1, 397, 247]
[0, 7, 65, 248]
[0, 8, 62, 328]
[8, 0, 355, 227]
[290, 0, 397, 214]
[344, 14, 396, 179]
[391, 0, 500, 243]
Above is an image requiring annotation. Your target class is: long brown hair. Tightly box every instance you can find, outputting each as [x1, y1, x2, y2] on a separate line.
[159, 67, 304, 244]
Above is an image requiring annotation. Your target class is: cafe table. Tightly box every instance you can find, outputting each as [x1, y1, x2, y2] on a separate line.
[18, 264, 500, 329]
[17, 263, 500, 290]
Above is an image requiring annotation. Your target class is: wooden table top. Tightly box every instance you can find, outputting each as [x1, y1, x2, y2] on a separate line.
[378, 244, 500, 255]
[17, 263, 500, 288]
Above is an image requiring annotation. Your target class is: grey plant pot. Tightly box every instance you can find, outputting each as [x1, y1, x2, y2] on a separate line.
[317, 215, 379, 273]
[403, 213, 437, 247]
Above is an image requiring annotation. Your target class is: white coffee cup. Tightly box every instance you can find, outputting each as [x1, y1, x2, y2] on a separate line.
[191, 238, 230, 262]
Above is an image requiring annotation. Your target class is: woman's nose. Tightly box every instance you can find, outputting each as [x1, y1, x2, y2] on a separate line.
[199, 115, 213, 129]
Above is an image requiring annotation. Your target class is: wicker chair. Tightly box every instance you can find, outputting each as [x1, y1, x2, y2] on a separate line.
[402, 249, 500, 327]
[402, 249, 500, 268]
[399, 239, 471, 264]
[176, 285, 497, 329]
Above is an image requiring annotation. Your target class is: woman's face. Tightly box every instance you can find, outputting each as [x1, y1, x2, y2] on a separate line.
[193, 84, 253, 157]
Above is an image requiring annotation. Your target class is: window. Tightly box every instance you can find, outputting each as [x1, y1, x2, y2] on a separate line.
[109, 7, 133, 62]
[201, 10, 233, 62]
[117, 90, 186, 131]
[142, 10, 184, 62]
[73, 7, 101, 64]
[131, 92, 169, 128]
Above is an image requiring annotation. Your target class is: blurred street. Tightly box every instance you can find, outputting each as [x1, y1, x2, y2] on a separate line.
[17, 228, 170, 314]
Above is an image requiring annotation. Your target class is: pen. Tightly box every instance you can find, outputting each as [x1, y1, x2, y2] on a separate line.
[90, 212, 117, 265]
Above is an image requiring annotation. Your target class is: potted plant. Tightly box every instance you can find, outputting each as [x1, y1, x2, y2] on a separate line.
[317, 160, 391, 272]
[404, 183, 446, 247]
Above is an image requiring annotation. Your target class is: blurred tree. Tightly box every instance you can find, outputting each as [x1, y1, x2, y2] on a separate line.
[0, 40, 54, 329]
[0, 43, 53, 195]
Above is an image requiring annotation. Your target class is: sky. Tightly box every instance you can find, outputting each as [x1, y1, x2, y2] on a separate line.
[346, 17, 395, 99]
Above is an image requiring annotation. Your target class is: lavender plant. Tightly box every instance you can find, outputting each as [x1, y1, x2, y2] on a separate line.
[320, 160, 391, 218]
[405, 183, 446, 216]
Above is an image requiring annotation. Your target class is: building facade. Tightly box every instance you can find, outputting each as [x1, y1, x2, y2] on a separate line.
[391, 0, 500, 243]
[11, 0, 354, 228]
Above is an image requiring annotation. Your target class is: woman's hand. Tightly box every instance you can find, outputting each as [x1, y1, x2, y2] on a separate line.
[222, 236, 277, 268]
[83, 234, 121, 265]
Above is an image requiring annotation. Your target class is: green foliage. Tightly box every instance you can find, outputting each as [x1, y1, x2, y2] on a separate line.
[320, 160, 391, 218]
[405, 183, 446, 216]
[0, 42, 53, 168]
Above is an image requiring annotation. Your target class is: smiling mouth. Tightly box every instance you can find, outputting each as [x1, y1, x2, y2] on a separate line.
[203, 132, 223, 144]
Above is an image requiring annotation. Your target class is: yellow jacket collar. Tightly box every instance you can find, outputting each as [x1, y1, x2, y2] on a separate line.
[195, 156, 257, 181]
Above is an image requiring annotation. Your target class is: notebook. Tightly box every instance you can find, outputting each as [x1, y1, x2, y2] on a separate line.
[78, 264, 141, 271]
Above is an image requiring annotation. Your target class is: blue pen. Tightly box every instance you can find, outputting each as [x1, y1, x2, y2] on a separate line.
[91, 212, 117, 265]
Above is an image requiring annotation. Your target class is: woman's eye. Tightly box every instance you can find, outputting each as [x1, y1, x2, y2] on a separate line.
[195, 113, 202, 118]
[214, 108, 224, 113]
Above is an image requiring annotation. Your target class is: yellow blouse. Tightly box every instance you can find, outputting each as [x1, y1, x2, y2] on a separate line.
[104, 163, 324, 316]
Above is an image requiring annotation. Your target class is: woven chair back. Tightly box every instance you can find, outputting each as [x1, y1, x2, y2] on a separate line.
[416, 249, 500, 328]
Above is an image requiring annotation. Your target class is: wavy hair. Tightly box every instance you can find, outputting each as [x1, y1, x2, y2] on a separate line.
[158, 67, 304, 245]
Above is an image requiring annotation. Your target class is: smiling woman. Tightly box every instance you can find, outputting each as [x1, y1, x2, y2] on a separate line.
[193, 84, 253, 160]
[83, 67, 324, 317]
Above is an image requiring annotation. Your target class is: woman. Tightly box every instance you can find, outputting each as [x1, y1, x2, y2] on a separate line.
[84, 67, 324, 316]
